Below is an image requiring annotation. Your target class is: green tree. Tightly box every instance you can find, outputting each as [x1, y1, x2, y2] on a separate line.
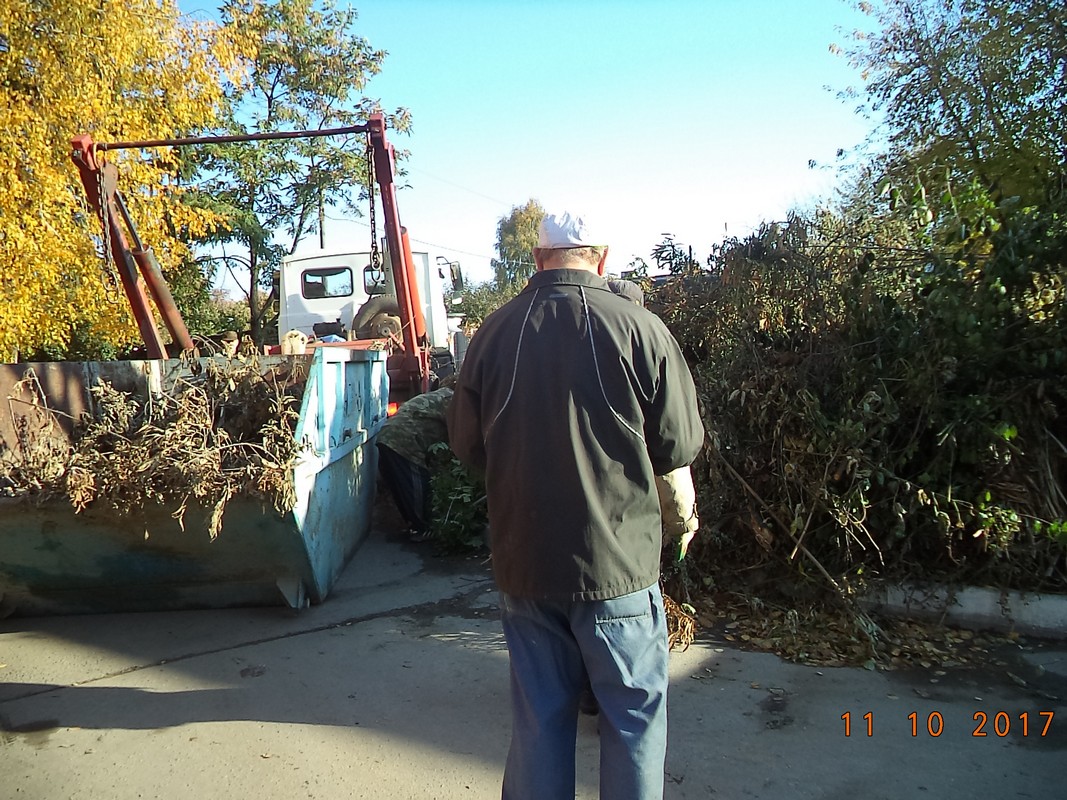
[453, 279, 524, 331]
[191, 0, 410, 344]
[841, 0, 1066, 206]
[492, 199, 543, 288]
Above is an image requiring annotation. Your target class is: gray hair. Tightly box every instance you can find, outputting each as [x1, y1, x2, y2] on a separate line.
[539, 246, 605, 268]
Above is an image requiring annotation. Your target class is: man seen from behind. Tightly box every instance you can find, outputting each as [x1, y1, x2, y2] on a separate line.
[447, 210, 704, 800]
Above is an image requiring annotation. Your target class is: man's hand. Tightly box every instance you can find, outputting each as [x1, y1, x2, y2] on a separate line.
[676, 514, 698, 561]
[677, 530, 695, 561]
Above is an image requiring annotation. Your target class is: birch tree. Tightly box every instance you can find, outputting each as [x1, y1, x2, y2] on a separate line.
[842, 0, 1066, 204]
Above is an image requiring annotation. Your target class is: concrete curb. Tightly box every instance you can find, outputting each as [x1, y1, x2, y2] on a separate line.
[863, 583, 1067, 640]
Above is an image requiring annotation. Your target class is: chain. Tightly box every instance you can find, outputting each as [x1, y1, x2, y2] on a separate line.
[365, 133, 380, 271]
[94, 148, 121, 305]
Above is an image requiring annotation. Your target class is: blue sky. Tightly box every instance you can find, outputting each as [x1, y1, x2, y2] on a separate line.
[182, 0, 877, 286]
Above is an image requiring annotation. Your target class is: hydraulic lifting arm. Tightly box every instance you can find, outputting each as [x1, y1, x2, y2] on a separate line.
[366, 113, 430, 397]
[70, 115, 430, 397]
[71, 135, 195, 359]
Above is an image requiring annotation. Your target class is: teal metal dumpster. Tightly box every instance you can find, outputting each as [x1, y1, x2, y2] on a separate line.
[0, 347, 388, 616]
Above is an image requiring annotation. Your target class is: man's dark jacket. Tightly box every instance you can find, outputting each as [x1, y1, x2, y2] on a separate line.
[447, 269, 704, 601]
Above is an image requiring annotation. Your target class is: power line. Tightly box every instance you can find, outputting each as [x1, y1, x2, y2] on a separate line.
[322, 213, 503, 262]
[405, 167, 517, 208]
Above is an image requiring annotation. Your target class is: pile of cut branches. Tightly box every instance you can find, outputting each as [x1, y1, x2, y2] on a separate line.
[2, 357, 307, 538]
[651, 207, 1067, 616]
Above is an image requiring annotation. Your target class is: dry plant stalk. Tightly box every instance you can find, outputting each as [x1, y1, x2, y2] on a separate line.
[663, 591, 696, 651]
[4, 358, 306, 539]
[0, 370, 74, 496]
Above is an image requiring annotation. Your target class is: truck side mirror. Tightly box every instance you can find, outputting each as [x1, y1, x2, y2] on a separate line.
[436, 256, 464, 292]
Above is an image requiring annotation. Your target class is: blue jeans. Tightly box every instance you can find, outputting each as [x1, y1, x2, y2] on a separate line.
[499, 584, 669, 800]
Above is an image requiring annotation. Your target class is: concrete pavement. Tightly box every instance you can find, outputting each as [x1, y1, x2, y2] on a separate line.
[1, 527, 1064, 799]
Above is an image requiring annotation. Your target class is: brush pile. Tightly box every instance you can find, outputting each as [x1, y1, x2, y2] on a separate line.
[1, 357, 307, 538]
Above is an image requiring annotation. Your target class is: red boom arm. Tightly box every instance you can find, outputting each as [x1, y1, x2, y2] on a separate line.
[70, 135, 194, 358]
[71, 118, 431, 398]
[367, 114, 430, 397]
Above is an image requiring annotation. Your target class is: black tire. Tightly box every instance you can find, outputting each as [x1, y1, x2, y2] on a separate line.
[352, 295, 400, 338]
[366, 313, 402, 339]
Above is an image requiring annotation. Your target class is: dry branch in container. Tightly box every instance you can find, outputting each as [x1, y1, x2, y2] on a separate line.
[5, 357, 307, 539]
[0, 370, 75, 497]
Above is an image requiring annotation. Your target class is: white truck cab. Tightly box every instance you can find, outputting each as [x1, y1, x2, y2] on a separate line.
[278, 249, 458, 351]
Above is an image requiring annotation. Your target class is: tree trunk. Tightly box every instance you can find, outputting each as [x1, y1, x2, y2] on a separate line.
[248, 247, 261, 345]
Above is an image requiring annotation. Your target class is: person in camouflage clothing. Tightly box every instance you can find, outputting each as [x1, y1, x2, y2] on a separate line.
[376, 387, 454, 542]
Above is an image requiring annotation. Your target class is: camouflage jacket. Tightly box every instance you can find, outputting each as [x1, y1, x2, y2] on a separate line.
[376, 388, 453, 469]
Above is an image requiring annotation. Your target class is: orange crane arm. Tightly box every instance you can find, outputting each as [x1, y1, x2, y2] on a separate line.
[70, 118, 431, 396]
[71, 135, 193, 358]
[366, 113, 430, 397]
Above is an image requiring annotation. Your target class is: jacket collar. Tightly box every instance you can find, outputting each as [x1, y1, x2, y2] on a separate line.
[524, 269, 610, 292]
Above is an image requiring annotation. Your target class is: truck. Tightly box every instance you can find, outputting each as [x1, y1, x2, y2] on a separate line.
[0, 115, 438, 616]
[277, 246, 463, 386]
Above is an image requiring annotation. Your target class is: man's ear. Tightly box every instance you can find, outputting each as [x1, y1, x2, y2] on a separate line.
[533, 247, 545, 272]
[596, 246, 610, 276]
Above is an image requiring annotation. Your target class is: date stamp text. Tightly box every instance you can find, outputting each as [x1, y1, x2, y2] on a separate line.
[841, 710, 1055, 737]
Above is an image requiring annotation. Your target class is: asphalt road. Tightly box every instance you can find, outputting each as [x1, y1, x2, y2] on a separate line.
[1, 528, 1064, 799]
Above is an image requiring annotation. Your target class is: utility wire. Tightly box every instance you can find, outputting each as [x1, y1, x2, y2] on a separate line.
[321, 212, 527, 264]
[405, 167, 518, 209]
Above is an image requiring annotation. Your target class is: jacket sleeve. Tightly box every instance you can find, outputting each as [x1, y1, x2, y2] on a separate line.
[643, 326, 704, 475]
[446, 343, 487, 471]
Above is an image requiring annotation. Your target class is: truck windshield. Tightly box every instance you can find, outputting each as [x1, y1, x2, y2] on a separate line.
[302, 267, 352, 299]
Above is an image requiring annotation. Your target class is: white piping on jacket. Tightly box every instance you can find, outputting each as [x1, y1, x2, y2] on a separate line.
[485, 286, 540, 436]
[579, 285, 645, 443]
[484, 284, 647, 444]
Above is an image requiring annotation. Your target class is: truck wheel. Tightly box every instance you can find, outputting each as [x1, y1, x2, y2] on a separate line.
[352, 296, 400, 338]
[365, 313, 401, 339]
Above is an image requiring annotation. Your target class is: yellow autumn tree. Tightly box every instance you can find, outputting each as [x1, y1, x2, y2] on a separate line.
[0, 0, 248, 361]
